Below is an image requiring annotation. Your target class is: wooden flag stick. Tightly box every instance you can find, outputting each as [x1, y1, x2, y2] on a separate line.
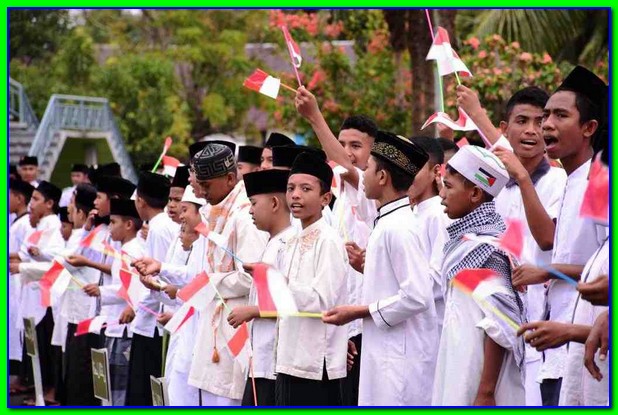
[280, 82, 297, 93]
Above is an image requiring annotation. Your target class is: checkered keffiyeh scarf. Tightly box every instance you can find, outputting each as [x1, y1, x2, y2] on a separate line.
[443, 202, 506, 281]
[443, 202, 526, 370]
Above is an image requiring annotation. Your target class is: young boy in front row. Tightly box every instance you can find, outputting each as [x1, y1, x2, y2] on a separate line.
[275, 152, 349, 406]
[226, 169, 296, 406]
[432, 144, 526, 406]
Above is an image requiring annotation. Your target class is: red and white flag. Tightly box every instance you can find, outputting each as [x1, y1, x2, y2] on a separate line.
[280, 25, 302, 68]
[164, 303, 196, 334]
[177, 271, 216, 311]
[157, 136, 173, 162]
[40, 260, 73, 307]
[117, 267, 149, 308]
[253, 263, 298, 316]
[80, 224, 106, 249]
[327, 161, 348, 199]
[243, 69, 281, 100]
[227, 322, 251, 371]
[162, 156, 181, 178]
[498, 218, 524, 260]
[421, 107, 478, 132]
[426, 26, 472, 77]
[195, 222, 229, 248]
[452, 268, 498, 295]
[75, 316, 108, 336]
[26, 228, 55, 247]
[580, 157, 609, 224]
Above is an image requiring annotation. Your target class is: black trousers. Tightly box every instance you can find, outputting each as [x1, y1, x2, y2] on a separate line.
[339, 334, 362, 406]
[36, 308, 60, 390]
[61, 323, 103, 406]
[275, 364, 342, 406]
[541, 378, 562, 406]
[125, 332, 162, 406]
[242, 377, 276, 406]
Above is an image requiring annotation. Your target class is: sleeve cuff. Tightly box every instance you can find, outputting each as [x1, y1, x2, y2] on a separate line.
[369, 300, 392, 330]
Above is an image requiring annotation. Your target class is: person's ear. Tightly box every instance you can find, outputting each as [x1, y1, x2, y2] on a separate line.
[470, 186, 484, 204]
[44, 199, 54, 211]
[271, 195, 279, 212]
[321, 191, 332, 208]
[499, 120, 508, 135]
[582, 119, 599, 140]
[378, 169, 388, 187]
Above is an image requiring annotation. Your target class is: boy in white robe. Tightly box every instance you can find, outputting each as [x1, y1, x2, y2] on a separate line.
[295, 88, 379, 405]
[275, 151, 348, 406]
[226, 169, 296, 406]
[457, 85, 567, 405]
[186, 143, 268, 405]
[432, 145, 526, 406]
[323, 132, 438, 406]
[8, 179, 34, 394]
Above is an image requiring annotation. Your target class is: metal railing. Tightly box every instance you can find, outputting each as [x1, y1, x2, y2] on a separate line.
[28, 94, 137, 183]
[9, 77, 39, 128]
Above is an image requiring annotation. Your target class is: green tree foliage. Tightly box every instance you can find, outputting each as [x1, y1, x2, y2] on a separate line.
[9, 10, 70, 63]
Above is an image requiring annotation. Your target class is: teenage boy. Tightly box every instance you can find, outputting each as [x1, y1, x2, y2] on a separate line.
[227, 169, 296, 406]
[17, 156, 39, 187]
[60, 164, 90, 207]
[432, 145, 525, 406]
[323, 132, 438, 406]
[275, 151, 348, 406]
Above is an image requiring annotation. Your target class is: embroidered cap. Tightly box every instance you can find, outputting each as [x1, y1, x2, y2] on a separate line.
[192, 143, 237, 181]
[371, 130, 429, 177]
[447, 145, 509, 197]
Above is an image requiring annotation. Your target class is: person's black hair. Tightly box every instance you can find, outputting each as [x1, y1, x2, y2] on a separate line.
[374, 157, 414, 192]
[340, 115, 378, 139]
[136, 191, 168, 210]
[436, 137, 459, 154]
[119, 215, 143, 231]
[410, 136, 444, 165]
[504, 87, 549, 120]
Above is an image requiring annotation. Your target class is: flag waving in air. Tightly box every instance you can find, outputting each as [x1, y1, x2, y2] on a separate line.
[177, 271, 216, 311]
[426, 26, 472, 77]
[243, 69, 282, 99]
[227, 322, 251, 371]
[162, 156, 181, 178]
[75, 316, 108, 336]
[421, 107, 479, 132]
[280, 25, 302, 68]
[40, 260, 74, 307]
[580, 156, 609, 224]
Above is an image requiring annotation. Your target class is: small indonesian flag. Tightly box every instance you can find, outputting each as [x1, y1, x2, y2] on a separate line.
[117, 267, 149, 308]
[195, 222, 229, 248]
[580, 157, 609, 224]
[177, 271, 216, 312]
[26, 230, 44, 246]
[426, 26, 472, 77]
[75, 316, 108, 336]
[253, 263, 298, 316]
[227, 322, 251, 371]
[164, 303, 195, 334]
[327, 161, 348, 199]
[243, 69, 281, 100]
[40, 260, 73, 307]
[162, 156, 181, 178]
[154, 136, 173, 170]
[281, 25, 302, 68]
[421, 108, 479, 132]
[452, 268, 498, 294]
[80, 224, 105, 248]
[498, 218, 524, 260]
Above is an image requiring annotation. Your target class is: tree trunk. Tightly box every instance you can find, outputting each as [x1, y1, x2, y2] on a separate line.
[437, 10, 458, 47]
[407, 10, 434, 136]
[383, 10, 408, 107]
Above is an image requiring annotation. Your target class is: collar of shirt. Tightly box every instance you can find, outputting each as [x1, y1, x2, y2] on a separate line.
[505, 157, 550, 188]
[374, 196, 410, 226]
[569, 158, 592, 181]
[299, 216, 325, 236]
[415, 195, 442, 215]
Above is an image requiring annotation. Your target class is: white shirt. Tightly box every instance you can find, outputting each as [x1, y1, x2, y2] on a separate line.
[360, 197, 438, 406]
[541, 159, 607, 380]
[18, 214, 65, 262]
[560, 236, 609, 406]
[413, 195, 452, 333]
[332, 167, 377, 338]
[494, 164, 566, 365]
[100, 236, 145, 338]
[249, 226, 296, 380]
[131, 212, 179, 338]
[59, 186, 75, 208]
[188, 183, 269, 399]
[275, 217, 348, 381]
[60, 228, 100, 324]
[9, 213, 32, 253]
